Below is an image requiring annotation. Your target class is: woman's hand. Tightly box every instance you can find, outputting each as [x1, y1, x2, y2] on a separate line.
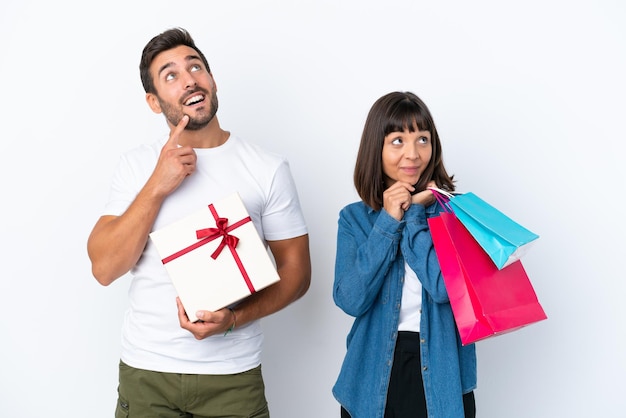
[411, 180, 437, 207]
[383, 182, 414, 221]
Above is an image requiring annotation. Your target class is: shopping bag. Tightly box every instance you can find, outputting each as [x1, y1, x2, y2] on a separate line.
[429, 187, 539, 269]
[428, 211, 547, 345]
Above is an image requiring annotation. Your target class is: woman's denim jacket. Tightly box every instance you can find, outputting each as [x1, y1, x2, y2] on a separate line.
[332, 201, 477, 418]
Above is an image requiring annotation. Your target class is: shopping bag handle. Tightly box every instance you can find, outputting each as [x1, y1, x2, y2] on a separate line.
[428, 186, 454, 199]
[428, 186, 454, 212]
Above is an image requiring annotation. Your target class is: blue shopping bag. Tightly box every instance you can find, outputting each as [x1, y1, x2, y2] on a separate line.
[429, 187, 539, 269]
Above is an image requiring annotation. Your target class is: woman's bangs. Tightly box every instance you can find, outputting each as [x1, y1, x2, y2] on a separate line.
[384, 101, 431, 135]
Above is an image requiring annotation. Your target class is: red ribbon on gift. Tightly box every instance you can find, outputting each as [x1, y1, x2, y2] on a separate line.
[160, 204, 256, 294]
[196, 217, 240, 260]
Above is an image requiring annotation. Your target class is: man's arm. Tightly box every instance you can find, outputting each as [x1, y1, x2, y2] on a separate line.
[179, 233, 312, 339]
[87, 193, 165, 286]
[87, 116, 195, 286]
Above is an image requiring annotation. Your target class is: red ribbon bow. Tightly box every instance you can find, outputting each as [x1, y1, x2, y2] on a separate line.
[160, 203, 255, 294]
[196, 217, 240, 260]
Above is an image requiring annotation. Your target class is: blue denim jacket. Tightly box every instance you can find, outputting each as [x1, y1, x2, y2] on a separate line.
[332, 201, 477, 418]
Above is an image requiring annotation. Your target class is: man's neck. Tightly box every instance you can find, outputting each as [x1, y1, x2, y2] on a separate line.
[177, 117, 230, 148]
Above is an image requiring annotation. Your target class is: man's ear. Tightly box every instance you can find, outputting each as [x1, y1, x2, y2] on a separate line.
[146, 93, 162, 114]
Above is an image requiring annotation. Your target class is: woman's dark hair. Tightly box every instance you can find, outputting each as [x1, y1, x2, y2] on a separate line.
[353, 91, 455, 210]
[139, 27, 211, 94]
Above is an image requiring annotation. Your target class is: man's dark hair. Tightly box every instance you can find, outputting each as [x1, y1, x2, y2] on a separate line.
[139, 27, 211, 94]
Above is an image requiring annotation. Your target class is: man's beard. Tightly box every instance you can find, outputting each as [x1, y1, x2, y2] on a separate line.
[159, 89, 219, 131]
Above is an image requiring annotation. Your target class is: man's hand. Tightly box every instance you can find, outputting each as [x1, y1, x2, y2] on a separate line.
[176, 297, 234, 340]
[151, 115, 197, 197]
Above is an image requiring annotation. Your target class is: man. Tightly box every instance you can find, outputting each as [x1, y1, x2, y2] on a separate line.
[87, 27, 311, 417]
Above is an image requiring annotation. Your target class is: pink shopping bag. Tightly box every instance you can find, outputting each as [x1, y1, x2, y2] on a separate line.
[428, 212, 547, 345]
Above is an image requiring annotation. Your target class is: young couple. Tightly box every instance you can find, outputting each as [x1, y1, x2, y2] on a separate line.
[87, 27, 476, 418]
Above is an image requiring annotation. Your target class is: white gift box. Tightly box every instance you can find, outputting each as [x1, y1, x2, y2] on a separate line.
[149, 192, 280, 319]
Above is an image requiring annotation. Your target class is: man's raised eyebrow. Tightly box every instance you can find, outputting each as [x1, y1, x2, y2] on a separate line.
[157, 55, 203, 78]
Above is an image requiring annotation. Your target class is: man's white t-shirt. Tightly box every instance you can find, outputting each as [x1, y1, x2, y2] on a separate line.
[103, 135, 307, 374]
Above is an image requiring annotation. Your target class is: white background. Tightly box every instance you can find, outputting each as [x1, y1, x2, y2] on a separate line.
[1, 1, 625, 417]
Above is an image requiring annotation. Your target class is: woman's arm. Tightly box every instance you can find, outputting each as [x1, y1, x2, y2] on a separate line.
[333, 206, 403, 316]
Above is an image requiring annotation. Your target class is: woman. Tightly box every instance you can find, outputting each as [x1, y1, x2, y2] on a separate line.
[332, 91, 477, 418]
